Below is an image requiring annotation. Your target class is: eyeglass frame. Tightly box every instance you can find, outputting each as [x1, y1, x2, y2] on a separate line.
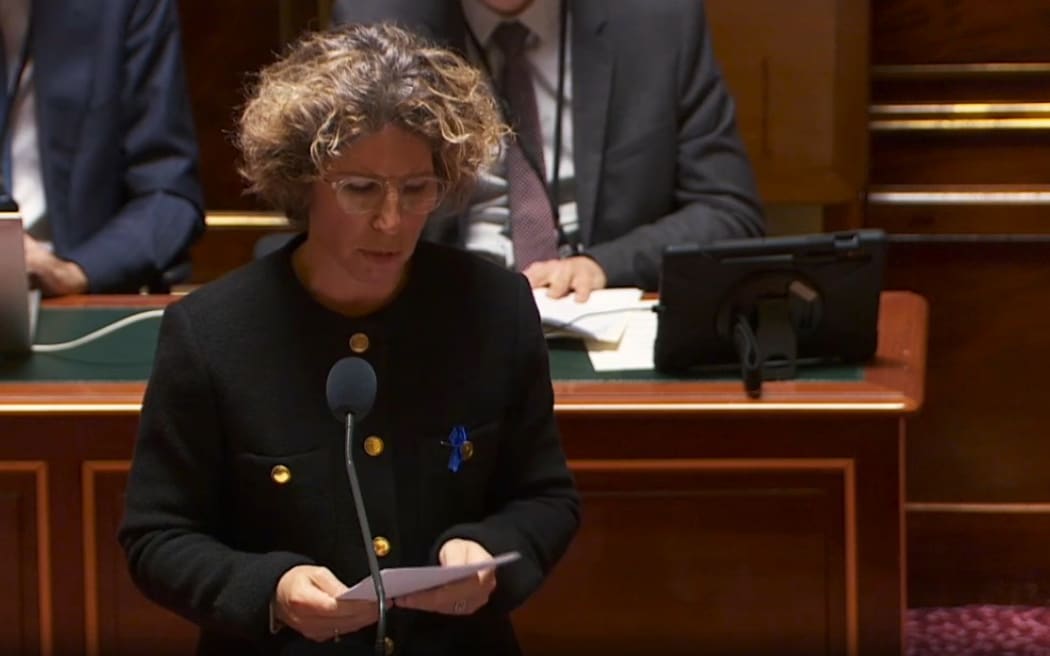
[322, 173, 450, 217]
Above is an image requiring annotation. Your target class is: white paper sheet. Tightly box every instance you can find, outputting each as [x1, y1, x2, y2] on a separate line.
[337, 552, 521, 601]
[534, 287, 647, 343]
[585, 301, 659, 371]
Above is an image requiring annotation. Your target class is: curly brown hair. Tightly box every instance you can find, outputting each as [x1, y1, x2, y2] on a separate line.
[237, 23, 506, 225]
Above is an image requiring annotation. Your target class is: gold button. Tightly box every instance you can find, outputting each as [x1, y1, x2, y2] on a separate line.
[363, 435, 384, 457]
[384, 636, 395, 655]
[373, 536, 391, 557]
[459, 441, 474, 461]
[349, 332, 370, 353]
[270, 465, 291, 485]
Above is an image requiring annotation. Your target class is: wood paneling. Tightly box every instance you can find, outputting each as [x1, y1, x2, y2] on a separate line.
[886, 239, 1050, 607]
[869, 2, 1050, 237]
[515, 461, 850, 656]
[886, 240, 1050, 502]
[873, 0, 1050, 65]
[707, 0, 869, 211]
[0, 465, 47, 656]
[83, 464, 196, 656]
[909, 509, 1050, 608]
[871, 135, 1050, 186]
[0, 292, 925, 655]
[177, 1, 285, 211]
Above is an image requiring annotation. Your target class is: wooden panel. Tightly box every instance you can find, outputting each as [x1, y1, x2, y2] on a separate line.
[707, 0, 869, 207]
[84, 464, 196, 656]
[515, 461, 850, 656]
[871, 134, 1050, 187]
[0, 465, 47, 656]
[869, 3, 1050, 235]
[0, 294, 924, 654]
[868, 202, 1050, 235]
[908, 509, 1050, 608]
[873, 0, 1050, 65]
[177, 1, 284, 210]
[886, 239, 1050, 503]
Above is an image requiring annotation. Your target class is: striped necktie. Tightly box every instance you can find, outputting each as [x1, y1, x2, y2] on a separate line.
[492, 21, 559, 270]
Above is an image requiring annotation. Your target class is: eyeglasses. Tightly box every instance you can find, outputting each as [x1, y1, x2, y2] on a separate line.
[325, 174, 448, 216]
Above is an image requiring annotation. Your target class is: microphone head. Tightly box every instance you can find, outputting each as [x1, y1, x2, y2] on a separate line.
[325, 357, 377, 422]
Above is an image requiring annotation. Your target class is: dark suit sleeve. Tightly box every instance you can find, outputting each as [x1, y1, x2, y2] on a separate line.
[118, 302, 312, 640]
[585, 2, 764, 289]
[434, 275, 581, 612]
[65, 0, 204, 291]
[331, 0, 459, 46]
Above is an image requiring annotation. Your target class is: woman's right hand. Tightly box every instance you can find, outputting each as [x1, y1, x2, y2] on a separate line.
[274, 565, 381, 642]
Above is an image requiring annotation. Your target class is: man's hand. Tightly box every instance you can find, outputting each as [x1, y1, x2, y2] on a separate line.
[274, 565, 382, 642]
[523, 256, 607, 302]
[394, 539, 497, 616]
[23, 234, 88, 296]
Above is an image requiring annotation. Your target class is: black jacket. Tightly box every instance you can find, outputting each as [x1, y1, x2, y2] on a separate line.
[119, 239, 580, 655]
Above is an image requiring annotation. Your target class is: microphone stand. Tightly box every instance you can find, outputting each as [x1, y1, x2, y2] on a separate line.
[344, 412, 387, 656]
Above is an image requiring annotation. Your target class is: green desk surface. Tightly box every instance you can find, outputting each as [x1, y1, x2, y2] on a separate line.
[0, 308, 862, 383]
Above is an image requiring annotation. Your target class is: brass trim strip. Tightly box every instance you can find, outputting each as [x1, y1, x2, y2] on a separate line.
[0, 401, 907, 414]
[205, 213, 290, 229]
[872, 117, 1050, 131]
[872, 102, 1050, 116]
[873, 62, 1050, 77]
[908, 502, 1050, 513]
[869, 190, 1050, 205]
[554, 402, 907, 413]
[0, 403, 143, 414]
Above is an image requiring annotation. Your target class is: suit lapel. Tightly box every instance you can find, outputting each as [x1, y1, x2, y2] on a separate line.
[569, 0, 611, 245]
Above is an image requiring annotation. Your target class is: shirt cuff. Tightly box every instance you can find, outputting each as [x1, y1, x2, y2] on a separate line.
[269, 600, 284, 635]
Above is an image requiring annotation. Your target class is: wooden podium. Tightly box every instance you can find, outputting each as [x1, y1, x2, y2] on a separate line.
[0, 292, 925, 656]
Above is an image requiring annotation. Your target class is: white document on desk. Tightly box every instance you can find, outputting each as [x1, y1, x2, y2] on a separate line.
[337, 552, 521, 601]
[585, 301, 659, 371]
[534, 287, 647, 343]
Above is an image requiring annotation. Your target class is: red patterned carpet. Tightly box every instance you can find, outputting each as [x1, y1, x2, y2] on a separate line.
[908, 606, 1050, 656]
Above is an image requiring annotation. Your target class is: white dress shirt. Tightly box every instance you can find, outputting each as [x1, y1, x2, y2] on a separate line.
[1, 0, 49, 239]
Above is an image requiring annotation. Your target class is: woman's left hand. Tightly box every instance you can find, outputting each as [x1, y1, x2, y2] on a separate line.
[394, 539, 497, 615]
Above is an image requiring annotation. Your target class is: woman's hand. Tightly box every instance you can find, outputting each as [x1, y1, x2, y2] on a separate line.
[394, 539, 497, 615]
[274, 565, 382, 642]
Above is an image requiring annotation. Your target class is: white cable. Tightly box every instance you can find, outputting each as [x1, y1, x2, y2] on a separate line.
[31, 309, 166, 353]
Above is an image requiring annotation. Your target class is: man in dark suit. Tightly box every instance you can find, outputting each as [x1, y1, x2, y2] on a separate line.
[1, 0, 204, 295]
[332, 0, 764, 299]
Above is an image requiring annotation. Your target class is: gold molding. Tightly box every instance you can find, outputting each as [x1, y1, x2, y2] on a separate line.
[872, 102, 1050, 117]
[205, 212, 290, 229]
[873, 62, 1050, 78]
[0, 403, 142, 415]
[554, 401, 906, 413]
[0, 400, 908, 415]
[908, 502, 1050, 513]
[871, 117, 1050, 131]
[868, 190, 1050, 205]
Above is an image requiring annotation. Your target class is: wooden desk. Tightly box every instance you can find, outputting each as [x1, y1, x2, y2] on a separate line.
[0, 292, 926, 656]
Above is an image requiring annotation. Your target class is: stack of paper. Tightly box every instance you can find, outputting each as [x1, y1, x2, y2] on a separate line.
[533, 287, 650, 344]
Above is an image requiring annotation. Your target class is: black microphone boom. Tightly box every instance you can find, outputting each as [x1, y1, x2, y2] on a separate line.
[325, 357, 386, 656]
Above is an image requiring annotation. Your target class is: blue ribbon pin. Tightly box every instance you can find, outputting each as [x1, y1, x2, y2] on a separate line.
[446, 425, 468, 473]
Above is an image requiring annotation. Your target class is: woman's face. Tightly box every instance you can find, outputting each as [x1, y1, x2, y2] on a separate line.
[305, 124, 437, 293]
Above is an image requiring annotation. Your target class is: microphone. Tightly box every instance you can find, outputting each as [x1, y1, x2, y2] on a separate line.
[325, 357, 386, 656]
